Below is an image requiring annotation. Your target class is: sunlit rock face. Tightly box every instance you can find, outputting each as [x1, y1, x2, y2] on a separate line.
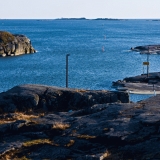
[0, 31, 36, 57]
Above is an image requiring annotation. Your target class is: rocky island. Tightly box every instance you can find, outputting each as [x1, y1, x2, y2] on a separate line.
[0, 31, 36, 57]
[131, 44, 160, 54]
[0, 84, 160, 159]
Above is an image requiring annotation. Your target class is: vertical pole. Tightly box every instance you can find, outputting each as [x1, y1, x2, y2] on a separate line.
[66, 54, 70, 88]
[147, 48, 149, 78]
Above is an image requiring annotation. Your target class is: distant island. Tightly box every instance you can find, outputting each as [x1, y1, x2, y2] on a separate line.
[55, 18, 87, 20]
[0, 31, 36, 57]
[54, 18, 121, 21]
[93, 18, 120, 20]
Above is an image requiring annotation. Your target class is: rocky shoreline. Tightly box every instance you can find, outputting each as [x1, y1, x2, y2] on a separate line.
[113, 72, 160, 94]
[0, 84, 160, 159]
[131, 44, 160, 54]
[0, 31, 36, 57]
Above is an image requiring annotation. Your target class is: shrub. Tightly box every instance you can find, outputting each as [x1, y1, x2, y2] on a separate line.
[0, 113, 39, 125]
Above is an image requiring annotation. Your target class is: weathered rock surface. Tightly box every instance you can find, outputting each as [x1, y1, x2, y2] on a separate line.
[0, 92, 160, 159]
[131, 44, 160, 54]
[0, 31, 36, 57]
[0, 84, 129, 113]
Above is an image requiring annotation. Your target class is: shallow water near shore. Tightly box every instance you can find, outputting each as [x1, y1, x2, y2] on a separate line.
[0, 19, 160, 102]
[129, 94, 153, 102]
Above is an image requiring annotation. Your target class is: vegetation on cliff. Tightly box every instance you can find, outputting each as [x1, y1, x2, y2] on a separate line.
[0, 31, 14, 45]
[0, 31, 36, 56]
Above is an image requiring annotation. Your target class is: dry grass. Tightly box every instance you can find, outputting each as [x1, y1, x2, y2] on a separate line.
[23, 139, 53, 147]
[13, 156, 31, 160]
[65, 140, 75, 147]
[0, 120, 15, 124]
[0, 113, 39, 125]
[102, 150, 111, 159]
[2, 151, 31, 160]
[103, 128, 109, 131]
[52, 122, 70, 130]
[77, 134, 96, 139]
[15, 113, 39, 121]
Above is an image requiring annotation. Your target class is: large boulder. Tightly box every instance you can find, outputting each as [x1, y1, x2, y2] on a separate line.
[0, 31, 36, 57]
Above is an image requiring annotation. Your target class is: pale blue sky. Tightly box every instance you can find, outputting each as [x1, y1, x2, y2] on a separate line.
[1, 0, 160, 19]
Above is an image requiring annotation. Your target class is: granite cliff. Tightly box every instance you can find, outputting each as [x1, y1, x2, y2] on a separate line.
[0, 31, 36, 57]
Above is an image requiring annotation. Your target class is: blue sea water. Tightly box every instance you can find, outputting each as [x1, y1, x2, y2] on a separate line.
[0, 19, 160, 102]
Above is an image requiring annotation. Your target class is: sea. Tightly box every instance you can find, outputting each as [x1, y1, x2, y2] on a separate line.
[0, 19, 160, 102]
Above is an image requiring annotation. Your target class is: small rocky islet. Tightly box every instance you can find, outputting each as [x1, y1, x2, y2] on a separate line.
[131, 44, 160, 54]
[0, 31, 36, 57]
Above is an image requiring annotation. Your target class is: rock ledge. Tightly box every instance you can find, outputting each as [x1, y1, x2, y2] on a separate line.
[0, 84, 129, 113]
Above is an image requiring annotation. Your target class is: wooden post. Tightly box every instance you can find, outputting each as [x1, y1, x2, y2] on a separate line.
[147, 48, 149, 77]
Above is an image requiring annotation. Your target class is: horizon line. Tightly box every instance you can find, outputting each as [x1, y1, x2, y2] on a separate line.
[0, 18, 160, 20]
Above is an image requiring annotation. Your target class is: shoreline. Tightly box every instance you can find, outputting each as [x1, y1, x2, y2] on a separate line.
[113, 72, 160, 95]
[127, 89, 159, 95]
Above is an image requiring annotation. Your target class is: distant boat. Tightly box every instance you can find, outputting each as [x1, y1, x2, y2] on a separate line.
[102, 46, 105, 52]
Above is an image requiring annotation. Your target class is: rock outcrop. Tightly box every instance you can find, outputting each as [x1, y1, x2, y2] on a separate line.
[0, 86, 160, 159]
[0, 84, 129, 113]
[112, 72, 160, 94]
[131, 44, 160, 54]
[113, 72, 160, 85]
[0, 31, 36, 57]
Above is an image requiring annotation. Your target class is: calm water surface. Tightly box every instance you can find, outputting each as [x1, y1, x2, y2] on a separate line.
[0, 19, 160, 102]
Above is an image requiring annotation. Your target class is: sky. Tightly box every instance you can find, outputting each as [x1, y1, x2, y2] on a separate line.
[1, 0, 160, 19]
